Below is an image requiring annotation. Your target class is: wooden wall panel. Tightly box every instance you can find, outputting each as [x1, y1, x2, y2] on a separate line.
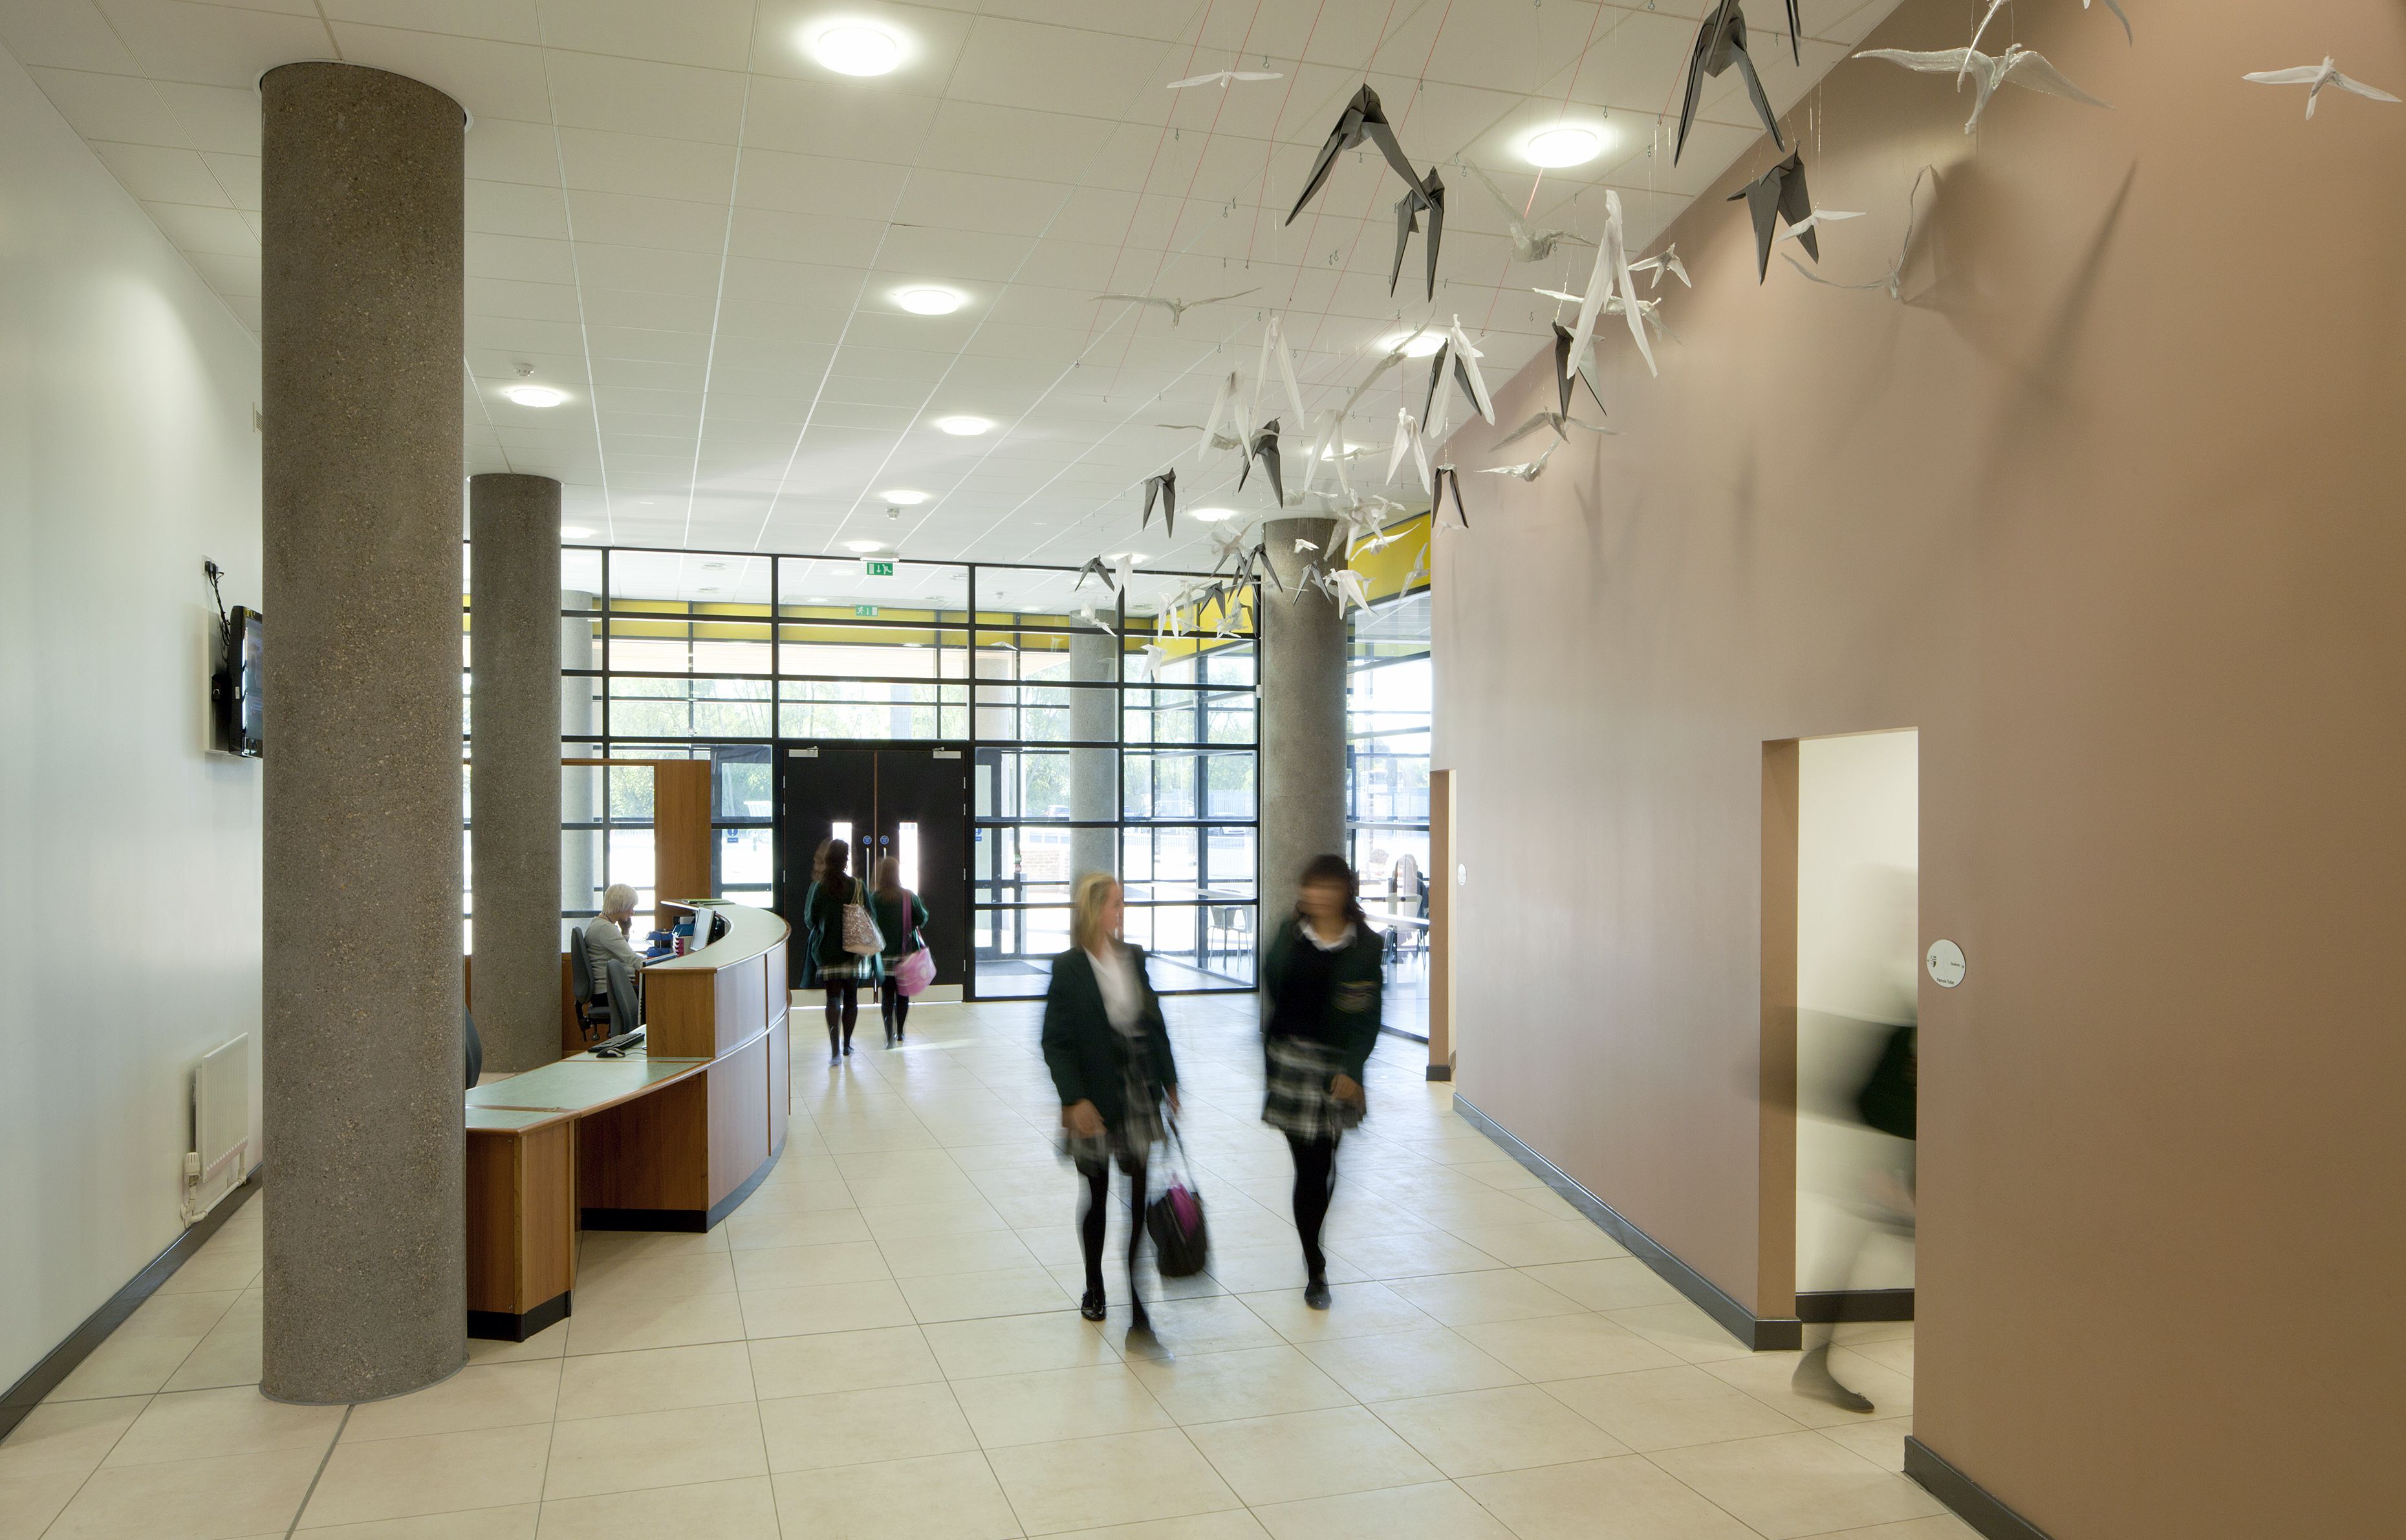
[465, 1132, 518, 1314]
[718, 955, 765, 1056]
[654, 760, 713, 926]
[706, 1037, 770, 1209]
[765, 1019, 789, 1157]
[642, 970, 717, 1059]
[576, 1074, 711, 1213]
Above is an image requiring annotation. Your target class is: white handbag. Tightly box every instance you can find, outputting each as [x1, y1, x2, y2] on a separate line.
[840, 879, 885, 957]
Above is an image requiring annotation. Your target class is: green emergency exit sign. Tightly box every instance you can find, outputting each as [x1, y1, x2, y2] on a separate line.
[862, 558, 896, 578]
[853, 604, 878, 618]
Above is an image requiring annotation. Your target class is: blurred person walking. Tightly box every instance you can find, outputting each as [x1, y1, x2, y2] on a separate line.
[801, 838, 880, 1063]
[1043, 872, 1180, 1342]
[1793, 1019, 1917, 1411]
[1263, 854, 1383, 1310]
[871, 855, 929, 1047]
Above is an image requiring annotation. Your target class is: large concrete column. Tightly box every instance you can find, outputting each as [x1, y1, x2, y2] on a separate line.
[470, 475, 561, 1072]
[1259, 516, 1349, 924]
[1068, 629, 1119, 881]
[261, 62, 466, 1405]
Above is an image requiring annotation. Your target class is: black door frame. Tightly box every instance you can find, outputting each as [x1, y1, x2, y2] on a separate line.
[774, 738, 979, 997]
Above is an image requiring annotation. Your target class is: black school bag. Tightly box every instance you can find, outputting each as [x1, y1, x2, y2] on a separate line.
[1856, 1025, 1918, 1142]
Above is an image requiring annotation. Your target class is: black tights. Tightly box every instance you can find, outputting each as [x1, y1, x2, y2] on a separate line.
[823, 982, 858, 1056]
[880, 981, 911, 1039]
[1287, 1133, 1339, 1282]
[1079, 1156, 1149, 1312]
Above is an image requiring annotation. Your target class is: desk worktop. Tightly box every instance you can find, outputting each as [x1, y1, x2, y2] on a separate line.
[644, 901, 789, 975]
[466, 1054, 708, 1120]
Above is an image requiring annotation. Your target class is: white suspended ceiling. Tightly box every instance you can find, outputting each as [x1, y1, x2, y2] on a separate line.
[3, 0, 1899, 573]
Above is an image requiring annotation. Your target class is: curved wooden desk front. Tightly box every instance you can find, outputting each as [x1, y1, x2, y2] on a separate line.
[466, 902, 790, 1339]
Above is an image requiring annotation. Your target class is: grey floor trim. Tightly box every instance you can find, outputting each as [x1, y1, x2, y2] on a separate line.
[1451, 1096, 1802, 1351]
[1905, 1437, 2059, 1540]
[1798, 1287, 1914, 1323]
[0, 1167, 262, 1440]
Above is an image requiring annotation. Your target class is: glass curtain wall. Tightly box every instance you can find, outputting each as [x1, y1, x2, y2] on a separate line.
[462, 545, 1261, 998]
[1348, 594, 1432, 923]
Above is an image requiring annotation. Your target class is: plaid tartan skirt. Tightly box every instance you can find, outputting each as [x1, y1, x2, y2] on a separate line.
[813, 954, 880, 986]
[1263, 1035, 1363, 1140]
[1065, 1052, 1167, 1172]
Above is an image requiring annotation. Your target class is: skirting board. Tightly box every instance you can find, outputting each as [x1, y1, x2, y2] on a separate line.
[1798, 1288, 1914, 1323]
[1452, 1097, 1802, 1351]
[0, 1167, 262, 1442]
[1905, 1437, 2059, 1540]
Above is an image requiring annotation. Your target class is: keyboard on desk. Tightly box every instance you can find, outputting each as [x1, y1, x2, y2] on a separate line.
[592, 1029, 645, 1057]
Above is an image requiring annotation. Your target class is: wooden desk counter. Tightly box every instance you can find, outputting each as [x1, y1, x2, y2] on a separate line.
[466, 902, 791, 1340]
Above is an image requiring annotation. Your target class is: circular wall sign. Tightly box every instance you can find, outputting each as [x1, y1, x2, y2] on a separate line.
[1925, 938, 1966, 988]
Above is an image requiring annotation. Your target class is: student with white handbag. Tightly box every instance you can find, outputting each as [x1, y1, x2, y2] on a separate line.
[801, 838, 883, 1063]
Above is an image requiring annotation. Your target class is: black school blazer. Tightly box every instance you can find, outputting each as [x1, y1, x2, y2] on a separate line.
[1040, 946, 1180, 1129]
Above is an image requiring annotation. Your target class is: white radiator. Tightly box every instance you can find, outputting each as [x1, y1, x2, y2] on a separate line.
[182, 1034, 250, 1222]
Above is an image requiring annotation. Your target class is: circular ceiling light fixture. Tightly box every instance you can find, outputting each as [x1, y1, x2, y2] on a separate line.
[1522, 124, 1605, 169]
[560, 525, 594, 539]
[844, 539, 887, 552]
[1191, 506, 1238, 523]
[1379, 330, 1447, 358]
[811, 23, 903, 77]
[503, 384, 567, 407]
[895, 287, 962, 315]
[933, 415, 993, 436]
[880, 489, 930, 505]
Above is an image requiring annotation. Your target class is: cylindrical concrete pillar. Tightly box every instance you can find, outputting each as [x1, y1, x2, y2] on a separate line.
[261, 62, 466, 1405]
[1259, 517, 1349, 929]
[1069, 629, 1119, 882]
[470, 475, 562, 1072]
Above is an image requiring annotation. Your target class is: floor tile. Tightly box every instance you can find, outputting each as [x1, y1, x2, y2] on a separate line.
[1847, 1336, 1916, 1378]
[739, 1278, 916, 1338]
[153, 1245, 263, 1296]
[296, 1506, 537, 1537]
[1816, 1415, 1914, 1472]
[922, 1312, 1120, 1380]
[759, 1380, 977, 1471]
[1458, 1312, 1685, 1382]
[163, 1291, 265, 1393]
[1522, 1257, 1689, 1312]
[552, 1341, 753, 1422]
[900, 1267, 1076, 1324]
[1184, 1405, 1440, 1505]
[1319, 1231, 1504, 1281]
[1698, 1350, 1914, 1429]
[1603, 1302, 1755, 1364]
[745, 1325, 943, 1399]
[1546, 1363, 1808, 1452]
[1045, 1514, 1269, 1540]
[1120, 1295, 1281, 1358]
[1297, 1328, 1521, 1402]
[46, 1332, 200, 1401]
[541, 1400, 766, 1499]
[724, 1207, 872, 1250]
[986, 1428, 1242, 1534]
[952, 1363, 1173, 1448]
[860, 1200, 1012, 1241]
[561, 1292, 747, 1356]
[1251, 1479, 1516, 1540]
[1197, 1245, 1363, 1294]
[1794, 1517, 1978, 1539]
[728, 1241, 892, 1291]
[1369, 1383, 1629, 1476]
[0, 1395, 149, 1477]
[300, 1424, 550, 1528]
[466, 1321, 568, 1367]
[1385, 1268, 1583, 1326]
[47, 1445, 323, 1540]
[105, 1385, 342, 1466]
[1124, 1344, 1352, 1426]
[1444, 1220, 1630, 1267]
[878, 1228, 1046, 1278]
[1460, 1454, 1759, 1539]
[571, 1251, 736, 1303]
[0, 1467, 87, 1539]
[1235, 1281, 1431, 1344]
[771, 1451, 1021, 1540]
[1647, 1431, 1945, 1538]
[534, 1476, 777, 1539]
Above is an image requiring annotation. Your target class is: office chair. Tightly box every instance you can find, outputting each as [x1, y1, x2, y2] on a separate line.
[464, 1009, 483, 1089]
[567, 927, 617, 1045]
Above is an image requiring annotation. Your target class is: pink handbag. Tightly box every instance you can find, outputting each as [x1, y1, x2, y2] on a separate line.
[896, 945, 936, 997]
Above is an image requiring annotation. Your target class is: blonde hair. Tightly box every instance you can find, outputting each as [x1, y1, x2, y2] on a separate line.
[601, 882, 638, 921]
[874, 855, 903, 896]
[1070, 871, 1120, 953]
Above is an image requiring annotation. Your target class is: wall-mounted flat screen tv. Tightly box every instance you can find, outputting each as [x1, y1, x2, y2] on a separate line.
[214, 606, 263, 757]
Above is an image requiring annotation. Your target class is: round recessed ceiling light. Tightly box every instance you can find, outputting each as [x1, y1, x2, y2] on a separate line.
[503, 384, 567, 407]
[896, 287, 962, 316]
[934, 415, 993, 436]
[1523, 124, 1605, 169]
[844, 539, 887, 552]
[1190, 506, 1237, 523]
[1380, 330, 1447, 358]
[812, 23, 903, 76]
[881, 489, 930, 505]
[560, 525, 594, 539]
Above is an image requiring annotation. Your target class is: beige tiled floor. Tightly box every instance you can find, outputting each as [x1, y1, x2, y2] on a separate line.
[3, 995, 1958, 1539]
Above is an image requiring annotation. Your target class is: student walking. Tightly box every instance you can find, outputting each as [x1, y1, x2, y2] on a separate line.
[870, 856, 929, 1047]
[1042, 873, 1180, 1342]
[801, 838, 880, 1063]
[1262, 854, 1383, 1309]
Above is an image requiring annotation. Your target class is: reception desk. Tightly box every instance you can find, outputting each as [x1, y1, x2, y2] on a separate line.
[465, 901, 790, 1339]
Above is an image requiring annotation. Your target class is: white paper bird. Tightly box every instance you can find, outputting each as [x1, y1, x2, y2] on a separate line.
[2242, 57, 2401, 119]
[1253, 314, 1309, 431]
[1494, 410, 1614, 453]
[1535, 288, 1676, 342]
[1784, 165, 1935, 302]
[1197, 371, 1242, 462]
[1777, 208, 1865, 243]
[1479, 441, 1558, 483]
[1337, 330, 1428, 420]
[1630, 245, 1693, 290]
[1325, 569, 1371, 618]
[1114, 553, 1135, 594]
[1077, 603, 1117, 638]
[1442, 316, 1496, 425]
[1456, 160, 1591, 263]
[1167, 69, 1282, 89]
[1968, 0, 2129, 65]
[1208, 523, 1252, 570]
[1565, 189, 1654, 382]
[1091, 288, 1259, 327]
[1854, 45, 2110, 133]
[1291, 537, 1320, 554]
[1137, 643, 1167, 678]
[1387, 408, 1433, 494]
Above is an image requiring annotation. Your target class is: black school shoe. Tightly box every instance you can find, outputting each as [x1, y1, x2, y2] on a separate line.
[1080, 1290, 1107, 1322]
[1304, 1278, 1332, 1310]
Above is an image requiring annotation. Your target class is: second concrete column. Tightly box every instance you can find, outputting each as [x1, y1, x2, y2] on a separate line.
[470, 473, 563, 1072]
[1068, 628, 1120, 882]
[1258, 517, 1349, 927]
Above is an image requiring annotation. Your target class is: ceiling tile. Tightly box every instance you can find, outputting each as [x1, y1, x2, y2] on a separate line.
[25, 67, 185, 145]
[740, 72, 938, 162]
[97, 0, 331, 89]
[556, 127, 737, 202]
[142, 200, 257, 255]
[321, 0, 541, 45]
[0, 3, 144, 72]
[564, 190, 730, 252]
[467, 179, 572, 239]
[90, 142, 228, 204]
[543, 50, 748, 142]
[325, 23, 551, 121]
[536, 0, 757, 71]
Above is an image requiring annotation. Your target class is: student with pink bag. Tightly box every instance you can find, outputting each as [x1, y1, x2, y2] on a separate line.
[871, 856, 934, 1047]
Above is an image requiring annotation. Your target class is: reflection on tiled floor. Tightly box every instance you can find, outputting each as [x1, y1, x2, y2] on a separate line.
[4, 995, 1955, 1539]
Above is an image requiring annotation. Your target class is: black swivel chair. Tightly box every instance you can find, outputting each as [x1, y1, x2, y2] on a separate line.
[567, 927, 632, 1045]
[465, 1010, 483, 1089]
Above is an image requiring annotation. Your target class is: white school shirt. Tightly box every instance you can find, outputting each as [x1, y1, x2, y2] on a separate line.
[1087, 943, 1142, 1034]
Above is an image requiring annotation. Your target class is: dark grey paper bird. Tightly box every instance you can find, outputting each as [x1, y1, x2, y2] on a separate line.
[1420, 336, 1488, 430]
[1675, 0, 1799, 164]
[1729, 151, 1815, 282]
[1388, 168, 1444, 300]
[1238, 420, 1286, 508]
[1073, 556, 1116, 592]
[1550, 323, 1607, 420]
[1286, 85, 1428, 224]
[1432, 465, 1470, 531]
[1140, 468, 1176, 537]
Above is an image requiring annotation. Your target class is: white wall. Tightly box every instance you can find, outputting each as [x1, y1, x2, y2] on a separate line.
[0, 48, 262, 1390]
[1795, 730, 1917, 1294]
